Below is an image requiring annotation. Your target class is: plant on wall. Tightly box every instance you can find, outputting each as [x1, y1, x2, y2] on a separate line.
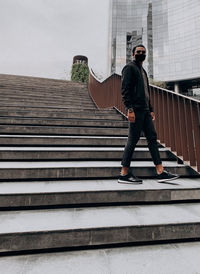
[71, 63, 89, 83]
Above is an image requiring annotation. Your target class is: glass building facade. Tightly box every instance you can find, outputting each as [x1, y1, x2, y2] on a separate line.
[108, 0, 200, 94]
[152, 0, 200, 82]
[108, 0, 153, 76]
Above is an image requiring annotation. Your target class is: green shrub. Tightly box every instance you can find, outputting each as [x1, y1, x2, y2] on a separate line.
[71, 63, 89, 83]
[149, 78, 167, 89]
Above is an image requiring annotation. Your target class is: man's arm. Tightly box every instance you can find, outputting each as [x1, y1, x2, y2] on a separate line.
[145, 71, 154, 113]
[149, 101, 154, 113]
[121, 65, 134, 111]
[121, 65, 136, 122]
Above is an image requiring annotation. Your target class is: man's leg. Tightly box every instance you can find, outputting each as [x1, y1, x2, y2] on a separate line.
[142, 111, 163, 174]
[118, 111, 144, 184]
[143, 111, 179, 182]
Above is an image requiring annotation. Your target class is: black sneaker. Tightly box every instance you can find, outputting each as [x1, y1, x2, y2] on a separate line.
[156, 170, 180, 183]
[118, 172, 143, 184]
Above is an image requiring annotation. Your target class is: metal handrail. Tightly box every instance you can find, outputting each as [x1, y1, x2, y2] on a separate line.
[89, 69, 200, 173]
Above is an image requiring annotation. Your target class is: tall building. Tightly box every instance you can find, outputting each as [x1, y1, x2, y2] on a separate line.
[108, 0, 153, 76]
[152, 0, 200, 94]
[108, 0, 200, 95]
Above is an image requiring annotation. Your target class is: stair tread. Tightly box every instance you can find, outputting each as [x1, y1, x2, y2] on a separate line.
[0, 147, 167, 151]
[0, 178, 199, 194]
[0, 134, 129, 139]
[0, 161, 182, 169]
[1, 203, 200, 234]
[0, 242, 199, 274]
[0, 106, 103, 111]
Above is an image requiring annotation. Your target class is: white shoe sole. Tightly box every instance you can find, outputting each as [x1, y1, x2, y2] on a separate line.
[118, 179, 143, 185]
[157, 175, 180, 183]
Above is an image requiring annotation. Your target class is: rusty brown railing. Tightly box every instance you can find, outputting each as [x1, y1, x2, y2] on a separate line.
[89, 69, 200, 173]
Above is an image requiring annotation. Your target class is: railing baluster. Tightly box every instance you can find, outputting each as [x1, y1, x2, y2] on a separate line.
[185, 100, 196, 167]
[174, 96, 182, 157]
[154, 87, 160, 140]
[191, 101, 200, 171]
[177, 96, 184, 159]
[163, 92, 170, 147]
[167, 93, 173, 151]
[158, 90, 164, 143]
[178, 97, 189, 162]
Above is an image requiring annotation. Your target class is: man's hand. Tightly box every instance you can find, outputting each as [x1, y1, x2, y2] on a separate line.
[151, 112, 155, 121]
[128, 110, 135, 123]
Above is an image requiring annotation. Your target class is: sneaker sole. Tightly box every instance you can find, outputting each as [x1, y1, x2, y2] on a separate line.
[157, 175, 180, 183]
[118, 179, 143, 185]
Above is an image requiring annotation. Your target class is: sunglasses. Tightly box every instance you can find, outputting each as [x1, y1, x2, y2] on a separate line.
[136, 50, 146, 54]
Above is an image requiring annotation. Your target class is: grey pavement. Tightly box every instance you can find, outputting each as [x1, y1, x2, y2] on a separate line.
[0, 242, 200, 274]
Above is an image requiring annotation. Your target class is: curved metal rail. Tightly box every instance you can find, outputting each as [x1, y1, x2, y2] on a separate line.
[89, 69, 200, 173]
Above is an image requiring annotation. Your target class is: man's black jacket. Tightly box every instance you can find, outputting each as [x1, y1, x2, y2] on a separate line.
[121, 60, 153, 112]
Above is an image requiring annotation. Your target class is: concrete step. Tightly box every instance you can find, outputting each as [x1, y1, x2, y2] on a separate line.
[0, 110, 124, 120]
[0, 94, 92, 101]
[0, 88, 93, 97]
[0, 89, 92, 96]
[0, 147, 176, 161]
[0, 178, 199, 208]
[1, 203, 200, 253]
[0, 96, 95, 104]
[0, 80, 88, 88]
[0, 87, 90, 95]
[0, 77, 89, 94]
[0, 125, 128, 136]
[0, 106, 119, 115]
[0, 96, 93, 105]
[0, 78, 87, 86]
[0, 135, 149, 147]
[0, 117, 128, 128]
[0, 92, 93, 100]
[0, 83, 89, 91]
[0, 101, 95, 108]
[1, 242, 199, 274]
[0, 73, 87, 84]
[0, 161, 196, 181]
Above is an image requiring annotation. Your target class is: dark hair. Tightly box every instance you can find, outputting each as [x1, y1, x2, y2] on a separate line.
[132, 44, 146, 55]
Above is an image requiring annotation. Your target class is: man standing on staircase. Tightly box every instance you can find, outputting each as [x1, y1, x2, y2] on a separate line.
[118, 44, 179, 184]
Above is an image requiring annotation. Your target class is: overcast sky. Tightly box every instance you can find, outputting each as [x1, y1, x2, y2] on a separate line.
[0, 0, 110, 80]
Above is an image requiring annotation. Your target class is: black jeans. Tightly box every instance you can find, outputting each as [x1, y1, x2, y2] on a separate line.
[121, 110, 162, 167]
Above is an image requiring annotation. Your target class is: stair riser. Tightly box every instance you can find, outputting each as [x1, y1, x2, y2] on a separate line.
[0, 138, 149, 147]
[0, 112, 123, 120]
[0, 126, 128, 136]
[0, 166, 195, 181]
[0, 118, 128, 128]
[0, 105, 100, 111]
[0, 102, 95, 108]
[0, 99, 94, 106]
[0, 106, 116, 114]
[0, 151, 175, 161]
[0, 90, 91, 96]
[1, 189, 200, 208]
[0, 92, 93, 99]
[0, 87, 89, 93]
[0, 223, 200, 253]
[0, 97, 93, 104]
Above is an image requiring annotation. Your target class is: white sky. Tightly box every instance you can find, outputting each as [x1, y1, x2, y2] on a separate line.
[0, 0, 110, 80]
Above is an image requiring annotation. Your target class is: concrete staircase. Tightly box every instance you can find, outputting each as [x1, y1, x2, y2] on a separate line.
[0, 74, 200, 273]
